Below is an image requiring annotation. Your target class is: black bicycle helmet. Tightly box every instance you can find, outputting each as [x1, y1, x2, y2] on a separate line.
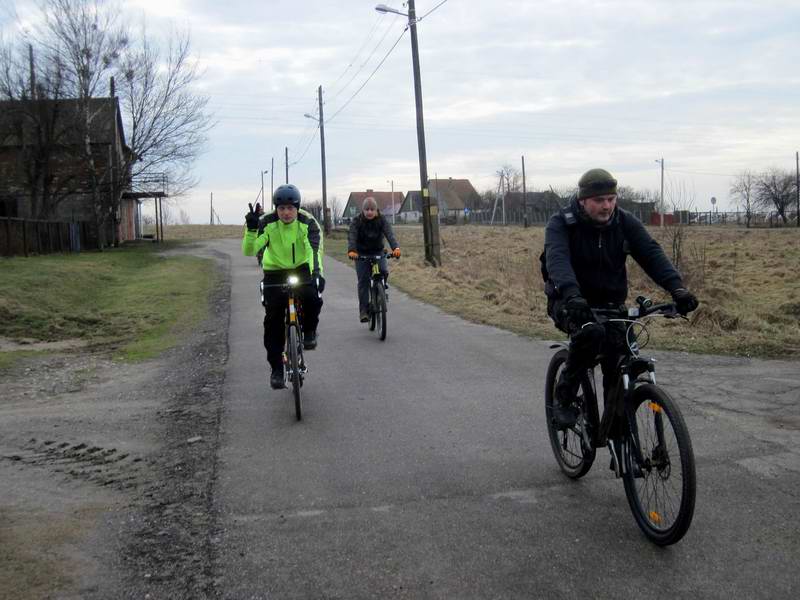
[273, 184, 301, 208]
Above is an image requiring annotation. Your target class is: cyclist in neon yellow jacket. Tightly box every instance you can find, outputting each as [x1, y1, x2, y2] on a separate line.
[242, 184, 324, 389]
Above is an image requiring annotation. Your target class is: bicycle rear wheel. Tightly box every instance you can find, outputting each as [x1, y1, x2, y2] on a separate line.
[623, 383, 696, 545]
[288, 325, 302, 421]
[375, 285, 387, 341]
[544, 349, 596, 478]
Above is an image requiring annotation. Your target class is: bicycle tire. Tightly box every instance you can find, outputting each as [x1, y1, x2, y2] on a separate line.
[622, 383, 696, 545]
[544, 349, 596, 479]
[288, 325, 302, 421]
[376, 285, 387, 341]
[368, 285, 377, 331]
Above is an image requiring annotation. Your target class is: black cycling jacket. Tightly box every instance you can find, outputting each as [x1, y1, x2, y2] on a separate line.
[544, 197, 683, 306]
[348, 213, 399, 255]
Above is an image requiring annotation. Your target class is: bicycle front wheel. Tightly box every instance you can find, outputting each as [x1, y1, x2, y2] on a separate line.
[544, 349, 596, 479]
[368, 285, 377, 331]
[375, 285, 387, 341]
[288, 325, 302, 421]
[623, 383, 696, 545]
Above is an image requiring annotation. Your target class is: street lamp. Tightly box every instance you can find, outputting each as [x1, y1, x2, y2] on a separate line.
[387, 179, 395, 224]
[304, 86, 331, 235]
[375, 1, 441, 266]
[375, 3, 406, 16]
[260, 169, 269, 206]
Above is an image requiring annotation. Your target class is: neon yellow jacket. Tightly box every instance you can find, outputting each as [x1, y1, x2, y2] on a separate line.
[242, 209, 324, 274]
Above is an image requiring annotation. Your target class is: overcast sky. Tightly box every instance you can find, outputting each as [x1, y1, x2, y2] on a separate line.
[4, 0, 799, 223]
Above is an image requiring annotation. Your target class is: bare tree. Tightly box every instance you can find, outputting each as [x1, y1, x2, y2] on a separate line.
[178, 207, 191, 224]
[25, 0, 129, 246]
[661, 178, 696, 269]
[36, 0, 129, 99]
[0, 42, 84, 218]
[496, 164, 521, 194]
[665, 178, 696, 213]
[730, 170, 756, 228]
[328, 195, 341, 221]
[3, 0, 211, 246]
[756, 168, 795, 224]
[117, 29, 213, 196]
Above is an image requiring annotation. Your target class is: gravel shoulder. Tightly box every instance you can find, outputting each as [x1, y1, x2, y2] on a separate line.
[0, 246, 231, 599]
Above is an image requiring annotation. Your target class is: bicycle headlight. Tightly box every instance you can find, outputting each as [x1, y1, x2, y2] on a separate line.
[287, 275, 300, 286]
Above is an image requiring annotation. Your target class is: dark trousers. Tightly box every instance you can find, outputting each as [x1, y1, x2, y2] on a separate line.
[262, 269, 323, 370]
[563, 320, 629, 396]
[355, 256, 388, 313]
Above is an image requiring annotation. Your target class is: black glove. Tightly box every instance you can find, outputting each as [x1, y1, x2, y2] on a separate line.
[564, 295, 594, 327]
[245, 203, 259, 230]
[312, 272, 325, 294]
[671, 288, 698, 316]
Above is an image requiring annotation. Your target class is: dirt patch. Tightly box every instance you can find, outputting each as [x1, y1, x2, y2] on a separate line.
[0, 336, 89, 352]
[0, 248, 231, 599]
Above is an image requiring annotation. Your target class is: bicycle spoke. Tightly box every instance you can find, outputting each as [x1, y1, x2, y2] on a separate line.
[632, 399, 687, 531]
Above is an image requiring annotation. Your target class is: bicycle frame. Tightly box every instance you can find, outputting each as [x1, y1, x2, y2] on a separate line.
[545, 297, 696, 544]
[260, 277, 309, 383]
[354, 252, 393, 309]
[558, 301, 676, 479]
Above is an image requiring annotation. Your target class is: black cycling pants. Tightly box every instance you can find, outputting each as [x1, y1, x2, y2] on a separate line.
[563, 320, 629, 396]
[262, 269, 323, 369]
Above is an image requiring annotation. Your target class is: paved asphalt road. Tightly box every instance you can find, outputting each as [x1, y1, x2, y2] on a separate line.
[209, 239, 799, 599]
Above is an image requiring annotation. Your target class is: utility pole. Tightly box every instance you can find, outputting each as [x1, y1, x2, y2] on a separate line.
[521, 155, 527, 206]
[408, 0, 440, 266]
[318, 85, 330, 234]
[656, 157, 665, 227]
[28, 44, 36, 98]
[285, 147, 289, 184]
[270, 157, 274, 201]
[522, 155, 528, 227]
[389, 179, 395, 224]
[210, 192, 213, 225]
[501, 172, 506, 226]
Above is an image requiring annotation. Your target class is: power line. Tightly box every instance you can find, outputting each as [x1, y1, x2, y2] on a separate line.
[666, 168, 737, 178]
[325, 13, 385, 98]
[418, 0, 450, 21]
[326, 14, 399, 105]
[289, 125, 320, 167]
[327, 27, 409, 124]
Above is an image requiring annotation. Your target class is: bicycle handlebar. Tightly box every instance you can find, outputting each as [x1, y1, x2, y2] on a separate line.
[591, 297, 680, 321]
[351, 251, 399, 261]
[261, 280, 315, 290]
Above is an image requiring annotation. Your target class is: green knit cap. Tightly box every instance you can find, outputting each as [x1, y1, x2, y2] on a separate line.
[578, 168, 618, 199]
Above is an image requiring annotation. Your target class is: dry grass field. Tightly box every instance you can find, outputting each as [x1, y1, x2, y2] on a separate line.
[154, 222, 799, 358]
[151, 224, 243, 240]
[326, 224, 800, 358]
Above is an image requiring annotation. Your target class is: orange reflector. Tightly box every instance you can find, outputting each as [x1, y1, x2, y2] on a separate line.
[649, 511, 662, 524]
[649, 402, 663, 413]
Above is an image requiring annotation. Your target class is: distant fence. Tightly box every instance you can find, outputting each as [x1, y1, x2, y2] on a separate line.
[387, 209, 799, 228]
[0, 217, 95, 257]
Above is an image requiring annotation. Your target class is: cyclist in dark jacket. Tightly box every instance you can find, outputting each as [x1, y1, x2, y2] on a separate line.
[347, 196, 401, 322]
[544, 168, 698, 427]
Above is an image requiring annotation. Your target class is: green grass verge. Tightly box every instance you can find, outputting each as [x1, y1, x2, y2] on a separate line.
[0, 242, 215, 364]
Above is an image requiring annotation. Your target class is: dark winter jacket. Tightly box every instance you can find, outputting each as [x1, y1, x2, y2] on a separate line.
[348, 213, 399, 255]
[544, 197, 683, 306]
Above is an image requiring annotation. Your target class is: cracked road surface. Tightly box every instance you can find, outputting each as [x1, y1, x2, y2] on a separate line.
[209, 239, 800, 599]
